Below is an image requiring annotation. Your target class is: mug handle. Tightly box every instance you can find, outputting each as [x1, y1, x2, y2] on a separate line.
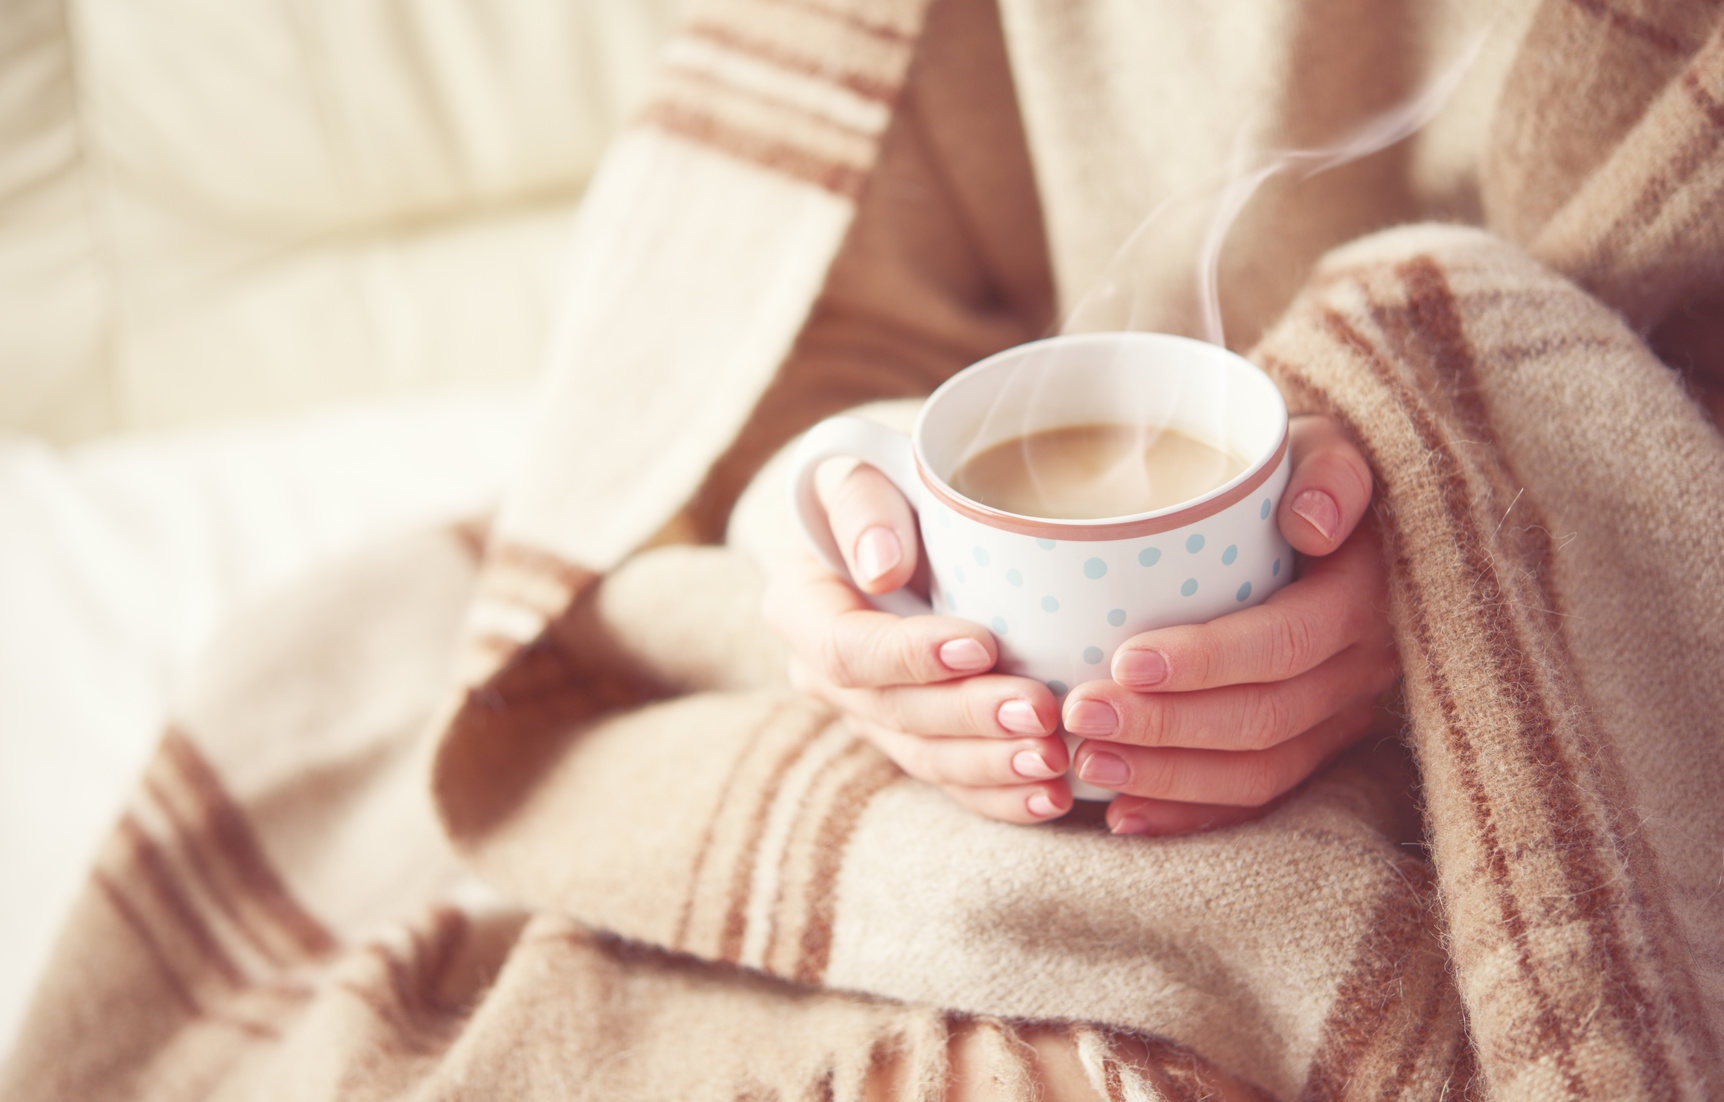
[789, 415, 934, 618]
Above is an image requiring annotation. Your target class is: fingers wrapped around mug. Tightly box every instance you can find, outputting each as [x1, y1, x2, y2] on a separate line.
[1103, 521, 1391, 695]
[764, 553, 1003, 686]
[846, 717, 1074, 824]
[1080, 699, 1381, 834]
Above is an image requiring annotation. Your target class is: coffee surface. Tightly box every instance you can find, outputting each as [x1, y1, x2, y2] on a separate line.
[949, 423, 1247, 519]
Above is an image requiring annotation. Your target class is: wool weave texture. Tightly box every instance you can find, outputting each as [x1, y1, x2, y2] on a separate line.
[5, 0, 1723, 1099]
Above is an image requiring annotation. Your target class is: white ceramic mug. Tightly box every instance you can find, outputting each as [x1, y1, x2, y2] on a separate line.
[789, 332, 1294, 799]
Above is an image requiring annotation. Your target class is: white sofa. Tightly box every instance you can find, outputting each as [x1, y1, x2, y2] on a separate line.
[0, 0, 681, 1056]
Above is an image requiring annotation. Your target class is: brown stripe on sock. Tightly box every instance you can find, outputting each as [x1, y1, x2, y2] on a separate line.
[714, 706, 834, 963]
[1382, 263, 1708, 1090]
[793, 753, 903, 984]
[682, 20, 897, 103]
[1565, 0, 1699, 56]
[640, 100, 870, 199]
[158, 729, 337, 957]
[1268, 335, 1588, 1094]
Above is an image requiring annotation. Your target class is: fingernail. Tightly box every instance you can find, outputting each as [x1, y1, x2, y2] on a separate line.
[998, 699, 1045, 735]
[1111, 813, 1149, 835]
[1114, 649, 1168, 688]
[854, 526, 901, 583]
[1012, 750, 1059, 780]
[1291, 490, 1340, 542]
[938, 638, 991, 673]
[1026, 792, 1061, 818]
[1079, 751, 1130, 787]
[1064, 699, 1118, 736]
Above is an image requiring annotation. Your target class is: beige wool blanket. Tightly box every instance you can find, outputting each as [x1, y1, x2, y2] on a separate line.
[6, 0, 1724, 1099]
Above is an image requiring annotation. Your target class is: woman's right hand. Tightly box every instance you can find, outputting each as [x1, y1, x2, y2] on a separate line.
[761, 463, 1073, 824]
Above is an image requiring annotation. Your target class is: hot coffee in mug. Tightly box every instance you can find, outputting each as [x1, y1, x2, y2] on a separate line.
[790, 332, 1294, 799]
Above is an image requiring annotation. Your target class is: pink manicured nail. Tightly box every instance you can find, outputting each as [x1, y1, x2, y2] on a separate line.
[1079, 751, 1129, 787]
[1012, 750, 1059, 780]
[938, 638, 991, 673]
[1114, 649, 1168, 687]
[998, 699, 1045, 735]
[1026, 792, 1060, 818]
[1111, 813, 1149, 835]
[1291, 490, 1341, 542]
[853, 526, 901, 583]
[1064, 699, 1118, 736]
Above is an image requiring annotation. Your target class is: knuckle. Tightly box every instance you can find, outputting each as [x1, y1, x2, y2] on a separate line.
[958, 681, 999, 734]
[1132, 751, 1180, 800]
[1243, 691, 1295, 751]
[896, 633, 941, 685]
[872, 688, 914, 733]
[818, 630, 864, 689]
[1132, 698, 1171, 747]
[1234, 753, 1287, 808]
[900, 736, 937, 781]
[1267, 611, 1318, 680]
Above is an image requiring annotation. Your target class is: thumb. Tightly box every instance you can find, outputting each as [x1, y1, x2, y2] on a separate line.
[1278, 415, 1374, 557]
[822, 463, 921, 594]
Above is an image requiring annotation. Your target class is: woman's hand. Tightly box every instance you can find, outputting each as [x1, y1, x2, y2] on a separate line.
[761, 415, 1395, 832]
[764, 537, 1072, 825]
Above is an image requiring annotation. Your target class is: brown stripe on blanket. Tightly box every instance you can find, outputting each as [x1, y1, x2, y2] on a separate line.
[636, 0, 926, 199]
[761, 0, 920, 43]
[476, 542, 597, 620]
[448, 517, 490, 561]
[1683, 66, 1724, 127]
[486, 540, 598, 593]
[667, 698, 839, 959]
[1583, 42, 1724, 277]
[760, 736, 881, 976]
[717, 713, 845, 963]
[92, 871, 205, 1018]
[333, 909, 472, 1057]
[154, 728, 338, 959]
[640, 94, 872, 200]
[1298, 858, 1459, 1101]
[680, 20, 898, 103]
[1391, 257, 1724, 1083]
[1321, 304, 1654, 1093]
[1272, 262, 1710, 1093]
[1261, 340, 1589, 1093]
[654, 65, 878, 152]
[1565, 0, 1700, 56]
[755, 736, 900, 979]
[792, 752, 903, 984]
[1372, 264, 1708, 1091]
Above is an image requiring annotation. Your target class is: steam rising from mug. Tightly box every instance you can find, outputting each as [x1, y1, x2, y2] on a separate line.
[1063, 24, 1492, 348]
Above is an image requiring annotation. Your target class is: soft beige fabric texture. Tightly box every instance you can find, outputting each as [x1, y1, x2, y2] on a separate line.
[7, 0, 1724, 1099]
[0, 0, 682, 442]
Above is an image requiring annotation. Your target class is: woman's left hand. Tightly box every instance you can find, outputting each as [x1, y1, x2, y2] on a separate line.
[1061, 415, 1399, 835]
